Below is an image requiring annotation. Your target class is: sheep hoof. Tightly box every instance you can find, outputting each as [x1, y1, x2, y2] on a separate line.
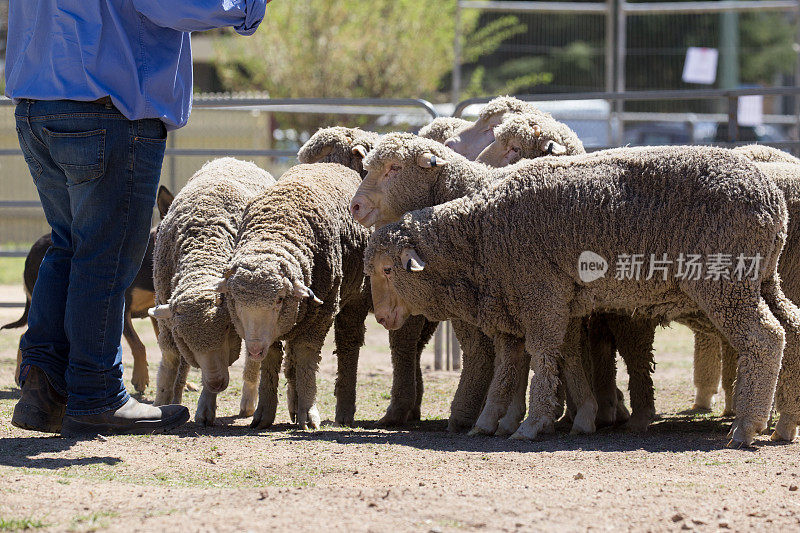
[511, 416, 553, 441]
[447, 415, 475, 433]
[308, 405, 321, 430]
[376, 404, 412, 427]
[185, 381, 199, 392]
[627, 415, 652, 433]
[771, 416, 799, 442]
[468, 425, 493, 437]
[727, 421, 757, 448]
[495, 418, 520, 437]
[334, 404, 356, 427]
[571, 405, 597, 435]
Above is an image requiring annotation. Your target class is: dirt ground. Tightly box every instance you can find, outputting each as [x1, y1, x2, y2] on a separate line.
[0, 283, 799, 532]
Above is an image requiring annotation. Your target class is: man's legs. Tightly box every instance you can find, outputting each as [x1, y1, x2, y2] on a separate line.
[13, 99, 188, 434]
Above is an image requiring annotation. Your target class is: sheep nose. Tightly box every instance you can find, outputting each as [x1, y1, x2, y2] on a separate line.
[349, 198, 362, 218]
[376, 316, 387, 327]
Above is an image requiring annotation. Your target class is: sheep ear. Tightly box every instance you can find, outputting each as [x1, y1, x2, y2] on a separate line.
[157, 186, 174, 219]
[148, 304, 173, 319]
[417, 153, 449, 169]
[540, 139, 567, 156]
[214, 279, 229, 294]
[293, 280, 324, 305]
[532, 125, 542, 138]
[299, 144, 333, 164]
[400, 248, 425, 272]
[351, 145, 368, 159]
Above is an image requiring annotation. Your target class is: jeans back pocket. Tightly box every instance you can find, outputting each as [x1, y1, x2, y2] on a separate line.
[43, 127, 106, 186]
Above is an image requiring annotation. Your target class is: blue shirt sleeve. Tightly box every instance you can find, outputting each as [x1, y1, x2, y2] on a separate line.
[132, 0, 268, 36]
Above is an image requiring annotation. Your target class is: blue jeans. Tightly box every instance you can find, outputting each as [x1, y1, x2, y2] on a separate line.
[15, 99, 166, 415]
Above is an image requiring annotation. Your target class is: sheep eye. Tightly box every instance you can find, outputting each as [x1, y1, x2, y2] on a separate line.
[276, 297, 284, 305]
[512, 146, 520, 153]
[383, 267, 392, 276]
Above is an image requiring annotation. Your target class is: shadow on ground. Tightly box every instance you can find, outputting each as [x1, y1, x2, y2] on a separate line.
[0, 436, 122, 469]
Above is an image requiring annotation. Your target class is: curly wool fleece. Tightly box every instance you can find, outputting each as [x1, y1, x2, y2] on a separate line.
[153, 157, 276, 356]
[366, 140, 792, 446]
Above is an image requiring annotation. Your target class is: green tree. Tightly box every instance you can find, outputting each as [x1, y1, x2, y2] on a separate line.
[215, 0, 476, 100]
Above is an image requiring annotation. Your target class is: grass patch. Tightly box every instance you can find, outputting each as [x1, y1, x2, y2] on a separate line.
[0, 257, 25, 286]
[0, 516, 48, 531]
[70, 510, 118, 532]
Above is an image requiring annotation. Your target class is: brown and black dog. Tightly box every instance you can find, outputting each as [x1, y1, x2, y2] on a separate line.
[4, 186, 175, 392]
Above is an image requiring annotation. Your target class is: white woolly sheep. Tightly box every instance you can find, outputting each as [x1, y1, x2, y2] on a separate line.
[216, 163, 372, 429]
[149, 158, 277, 426]
[297, 126, 381, 178]
[362, 134, 799, 448]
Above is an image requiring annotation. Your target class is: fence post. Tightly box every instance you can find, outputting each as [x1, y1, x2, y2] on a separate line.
[614, 1, 626, 147]
[450, 324, 461, 370]
[727, 94, 739, 143]
[434, 323, 443, 370]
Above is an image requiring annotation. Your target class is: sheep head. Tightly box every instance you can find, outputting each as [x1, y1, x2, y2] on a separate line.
[297, 126, 380, 177]
[418, 117, 473, 144]
[219, 264, 322, 361]
[350, 133, 457, 229]
[477, 112, 584, 167]
[444, 96, 536, 160]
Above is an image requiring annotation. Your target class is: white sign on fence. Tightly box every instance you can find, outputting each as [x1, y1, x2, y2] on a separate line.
[738, 94, 764, 126]
[682, 47, 718, 85]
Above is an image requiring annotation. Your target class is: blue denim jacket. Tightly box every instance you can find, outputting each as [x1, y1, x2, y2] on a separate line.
[5, 0, 269, 130]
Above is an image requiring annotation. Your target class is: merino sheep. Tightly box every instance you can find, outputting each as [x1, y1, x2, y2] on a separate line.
[362, 134, 799, 447]
[444, 96, 538, 159]
[418, 117, 473, 144]
[297, 128, 441, 426]
[216, 163, 371, 429]
[297, 126, 381, 178]
[150, 158, 277, 426]
[487, 123, 800, 436]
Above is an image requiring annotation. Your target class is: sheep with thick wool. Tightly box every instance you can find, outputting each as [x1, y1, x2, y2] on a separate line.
[150, 158, 278, 426]
[297, 127, 441, 425]
[485, 119, 800, 437]
[363, 134, 798, 447]
[216, 163, 371, 429]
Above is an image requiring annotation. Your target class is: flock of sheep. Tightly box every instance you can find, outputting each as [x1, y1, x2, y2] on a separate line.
[144, 96, 800, 449]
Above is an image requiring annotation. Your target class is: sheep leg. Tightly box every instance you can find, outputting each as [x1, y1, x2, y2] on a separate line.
[768, 283, 800, 442]
[720, 339, 738, 416]
[252, 342, 284, 429]
[609, 316, 657, 432]
[448, 320, 495, 432]
[171, 356, 190, 405]
[154, 330, 181, 406]
[239, 356, 261, 417]
[559, 318, 597, 435]
[691, 330, 722, 411]
[587, 315, 618, 427]
[287, 339, 324, 430]
[379, 315, 430, 426]
[512, 314, 569, 441]
[284, 356, 297, 423]
[195, 387, 217, 427]
[496, 350, 530, 436]
[470, 333, 525, 436]
[697, 288, 783, 447]
[124, 309, 149, 393]
[333, 302, 369, 426]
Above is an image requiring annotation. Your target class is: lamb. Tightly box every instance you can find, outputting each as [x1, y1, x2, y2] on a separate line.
[149, 157, 277, 426]
[362, 133, 799, 447]
[215, 163, 372, 429]
[418, 117, 473, 144]
[297, 126, 381, 178]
